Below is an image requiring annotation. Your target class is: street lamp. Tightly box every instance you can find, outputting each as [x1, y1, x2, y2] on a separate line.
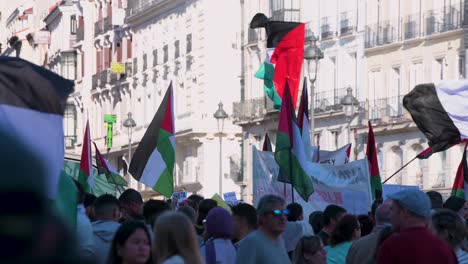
[123, 112, 136, 178]
[303, 33, 324, 145]
[341, 87, 359, 145]
[213, 102, 228, 195]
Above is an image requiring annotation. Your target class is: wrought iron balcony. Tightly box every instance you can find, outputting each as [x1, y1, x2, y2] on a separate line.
[340, 11, 357, 36]
[425, 4, 462, 35]
[403, 13, 421, 40]
[232, 97, 276, 123]
[320, 16, 335, 39]
[365, 20, 401, 48]
[104, 16, 114, 32]
[313, 87, 349, 113]
[94, 21, 103, 37]
[92, 72, 100, 90]
[100, 70, 108, 86]
[367, 95, 410, 123]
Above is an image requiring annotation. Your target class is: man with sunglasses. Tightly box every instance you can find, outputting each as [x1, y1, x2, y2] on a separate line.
[236, 195, 291, 264]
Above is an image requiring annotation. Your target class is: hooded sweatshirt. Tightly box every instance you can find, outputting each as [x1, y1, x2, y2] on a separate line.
[201, 207, 236, 264]
[92, 220, 120, 264]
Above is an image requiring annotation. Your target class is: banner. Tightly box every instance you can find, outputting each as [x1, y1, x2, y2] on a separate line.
[310, 144, 351, 164]
[252, 146, 371, 217]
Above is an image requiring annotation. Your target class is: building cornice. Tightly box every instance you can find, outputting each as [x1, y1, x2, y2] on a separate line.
[126, 0, 187, 27]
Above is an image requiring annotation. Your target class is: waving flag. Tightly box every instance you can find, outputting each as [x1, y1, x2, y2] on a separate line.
[0, 57, 74, 198]
[275, 83, 314, 201]
[366, 121, 382, 200]
[251, 13, 305, 109]
[129, 83, 175, 198]
[78, 121, 93, 192]
[451, 142, 468, 199]
[262, 133, 273, 152]
[93, 142, 127, 186]
[298, 79, 311, 158]
[404, 80, 468, 156]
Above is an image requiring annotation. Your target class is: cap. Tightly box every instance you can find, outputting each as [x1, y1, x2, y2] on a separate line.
[388, 188, 431, 218]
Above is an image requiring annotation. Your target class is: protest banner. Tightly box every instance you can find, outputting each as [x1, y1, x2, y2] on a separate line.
[223, 191, 240, 206]
[172, 191, 187, 208]
[252, 146, 371, 217]
[310, 144, 351, 164]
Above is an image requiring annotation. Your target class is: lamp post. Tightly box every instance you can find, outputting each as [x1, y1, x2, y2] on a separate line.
[303, 34, 324, 145]
[123, 112, 136, 179]
[213, 102, 228, 195]
[341, 87, 358, 145]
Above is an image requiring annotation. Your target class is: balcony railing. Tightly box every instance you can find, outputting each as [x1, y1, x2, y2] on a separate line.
[77, 26, 84, 42]
[232, 97, 275, 123]
[365, 20, 401, 48]
[340, 11, 357, 35]
[92, 72, 100, 90]
[104, 16, 114, 32]
[404, 13, 421, 40]
[94, 21, 103, 37]
[65, 135, 77, 149]
[425, 5, 462, 35]
[314, 88, 349, 113]
[100, 70, 108, 86]
[126, 0, 166, 17]
[368, 95, 408, 121]
[321, 16, 335, 39]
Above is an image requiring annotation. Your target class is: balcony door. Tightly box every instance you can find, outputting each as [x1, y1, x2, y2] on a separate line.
[388, 67, 402, 117]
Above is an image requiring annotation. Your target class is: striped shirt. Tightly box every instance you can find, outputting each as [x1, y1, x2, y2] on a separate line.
[456, 249, 468, 264]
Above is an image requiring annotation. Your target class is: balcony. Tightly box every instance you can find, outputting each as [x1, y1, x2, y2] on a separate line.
[92, 72, 100, 90]
[126, 61, 133, 77]
[320, 17, 335, 39]
[339, 11, 356, 36]
[104, 16, 115, 32]
[77, 26, 84, 42]
[94, 21, 103, 37]
[65, 135, 77, 149]
[232, 97, 275, 123]
[365, 20, 401, 48]
[313, 88, 349, 114]
[425, 5, 462, 35]
[404, 14, 421, 40]
[100, 70, 108, 86]
[367, 95, 410, 123]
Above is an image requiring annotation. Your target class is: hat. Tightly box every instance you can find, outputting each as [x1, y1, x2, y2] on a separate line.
[206, 207, 232, 239]
[388, 188, 431, 218]
[443, 196, 466, 212]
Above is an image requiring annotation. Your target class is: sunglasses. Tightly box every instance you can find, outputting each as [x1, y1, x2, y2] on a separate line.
[270, 209, 290, 216]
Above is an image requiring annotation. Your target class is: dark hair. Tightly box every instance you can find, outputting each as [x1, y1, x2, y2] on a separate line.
[358, 215, 373, 237]
[426, 191, 443, 209]
[107, 221, 152, 264]
[143, 199, 170, 228]
[187, 194, 204, 205]
[443, 196, 466, 212]
[287, 203, 303, 222]
[292, 235, 323, 264]
[72, 179, 85, 204]
[118, 189, 143, 205]
[323, 205, 346, 226]
[431, 209, 467, 249]
[232, 203, 257, 229]
[84, 193, 97, 208]
[308, 211, 324, 234]
[94, 194, 119, 219]
[371, 199, 383, 219]
[330, 214, 360, 246]
[196, 199, 217, 226]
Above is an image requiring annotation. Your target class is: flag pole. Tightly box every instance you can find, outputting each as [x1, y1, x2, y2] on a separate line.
[289, 152, 295, 203]
[382, 155, 418, 184]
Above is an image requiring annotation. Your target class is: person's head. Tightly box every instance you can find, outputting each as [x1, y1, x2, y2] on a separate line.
[287, 203, 304, 222]
[426, 191, 443, 209]
[177, 206, 197, 224]
[94, 194, 120, 222]
[84, 193, 97, 221]
[430, 209, 467, 250]
[187, 194, 204, 205]
[143, 199, 170, 228]
[323, 205, 347, 231]
[196, 199, 217, 226]
[388, 189, 431, 232]
[443, 196, 468, 220]
[206, 207, 232, 239]
[374, 200, 392, 225]
[330, 214, 361, 246]
[308, 211, 324, 234]
[153, 212, 203, 264]
[108, 221, 152, 264]
[231, 203, 257, 241]
[118, 189, 144, 220]
[358, 215, 373, 237]
[256, 195, 288, 237]
[292, 235, 326, 264]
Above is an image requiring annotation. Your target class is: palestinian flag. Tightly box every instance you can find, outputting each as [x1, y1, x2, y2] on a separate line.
[404, 80, 468, 156]
[0, 57, 74, 198]
[262, 133, 273, 152]
[275, 82, 314, 201]
[251, 13, 305, 109]
[451, 142, 468, 199]
[366, 121, 382, 200]
[93, 142, 127, 186]
[129, 83, 175, 198]
[78, 121, 93, 192]
[297, 78, 311, 159]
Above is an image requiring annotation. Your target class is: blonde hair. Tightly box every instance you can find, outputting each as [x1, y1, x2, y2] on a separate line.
[153, 212, 203, 264]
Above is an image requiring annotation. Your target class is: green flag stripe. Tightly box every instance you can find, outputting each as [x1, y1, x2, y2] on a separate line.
[451, 188, 465, 199]
[154, 168, 174, 198]
[157, 130, 175, 173]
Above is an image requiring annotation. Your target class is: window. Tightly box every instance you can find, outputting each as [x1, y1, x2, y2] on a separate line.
[174, 40, 180, 58]
[186, 34, 192, 53]
[459, 55, 465, 79]
[70, 15, 77, 35]
[434, 58, 444, 82]
[314, 133, 321, 146]
[163, 44, 168, 63]
[186, 56, 192, 71]
[142, 53, 147, 71]
[152, 49, 158, 67]
[331, 130, 339, 150]
[61, 52, 77, 80]
[133, 57, 138, 74]
[270, 0, 300, 22]
[64, 104, 77, 149]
